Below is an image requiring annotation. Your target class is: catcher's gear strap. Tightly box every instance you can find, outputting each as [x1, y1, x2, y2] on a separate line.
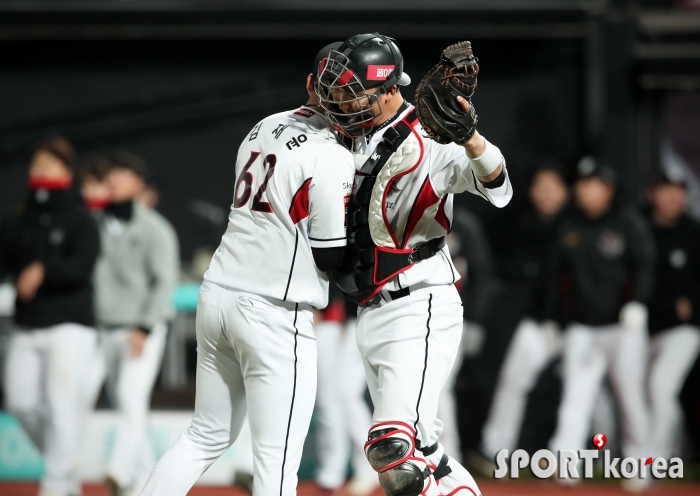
[433, 454, 453, 481]
[469, 137, 502, 178]
[373, 237, 446, 286]
[417, 442, 453, 481]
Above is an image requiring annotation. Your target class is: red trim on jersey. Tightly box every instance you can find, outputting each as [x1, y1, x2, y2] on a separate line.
[400, 175, 440, 249]
[338, 69, 355, 86]
[382, 111, 424, 249]
[289, 178, 311, 224]
[435, 196, 451, 233]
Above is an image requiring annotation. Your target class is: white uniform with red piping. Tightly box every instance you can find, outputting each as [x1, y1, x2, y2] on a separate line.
[352, 104, 511, 496]
[141, 106, 355, 496]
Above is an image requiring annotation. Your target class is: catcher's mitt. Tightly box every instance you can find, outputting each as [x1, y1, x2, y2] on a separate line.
[415, 41, 479, 145]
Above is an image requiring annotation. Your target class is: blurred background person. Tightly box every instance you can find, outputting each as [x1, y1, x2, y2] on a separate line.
[646, 170, 700, 462]
[0, 137, 101, 496]
[80, 158, 113, 216]
[314, 299, 353, 496]
[440, 205, 499, 466]
[546, 157, 655, 491]
[478, 164, 570, 467]
[92, 152, 180, 496]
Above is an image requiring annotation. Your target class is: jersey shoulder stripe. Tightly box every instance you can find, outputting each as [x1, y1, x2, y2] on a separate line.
[289, 178, 312, 224]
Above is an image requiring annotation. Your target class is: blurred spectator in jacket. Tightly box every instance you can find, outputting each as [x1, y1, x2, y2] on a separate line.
[80, 157, 112, 214]
[91, 151, 180, 496]
[646, 170, 700, 461]
[546, 157, 655, 491]
[1, 136, 100, 496]
[479, 164, 569, 464]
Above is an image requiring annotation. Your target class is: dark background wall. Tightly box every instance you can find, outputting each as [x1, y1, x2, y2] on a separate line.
[0, 36, 584, 262]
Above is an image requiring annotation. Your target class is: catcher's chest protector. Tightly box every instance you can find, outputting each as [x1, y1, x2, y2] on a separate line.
[345, 110, 445, 306]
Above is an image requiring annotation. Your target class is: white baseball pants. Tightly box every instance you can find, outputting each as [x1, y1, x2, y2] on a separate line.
[437, 323, 466, 465]
[140, 283, 316, 496]
[549, 323, 649, 460]
[228, 318, 376, 491]
[97, 323, 167, 492]
[648, 324, 700, 460]
[481, 318, 560, 458]
[356, 284, 481, 496]
[4, 323, 98, 496]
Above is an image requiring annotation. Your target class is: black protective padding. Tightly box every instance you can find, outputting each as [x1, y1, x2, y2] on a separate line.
[375, 248, 412, 284]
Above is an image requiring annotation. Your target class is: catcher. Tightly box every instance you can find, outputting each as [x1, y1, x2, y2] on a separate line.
[317, 34, 512, 496]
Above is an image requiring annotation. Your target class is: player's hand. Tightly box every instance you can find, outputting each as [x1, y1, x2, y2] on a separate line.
[128, 329, 148, 358]
[676, 296, 693, 322]
[16, 261, 45, 302]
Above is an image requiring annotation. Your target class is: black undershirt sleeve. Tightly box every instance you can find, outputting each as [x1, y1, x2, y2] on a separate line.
[312, 246, 346, 274]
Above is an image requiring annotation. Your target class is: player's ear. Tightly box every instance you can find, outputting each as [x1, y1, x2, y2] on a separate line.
[383, 85, 398, 103]
[306, 74, 315, 96]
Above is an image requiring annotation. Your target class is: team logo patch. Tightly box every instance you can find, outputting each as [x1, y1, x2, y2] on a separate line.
[597, 230, 625, 259]
[670, 248, 687, 269]
[294, 108, 314, 118]
[367, 65, 396, 81]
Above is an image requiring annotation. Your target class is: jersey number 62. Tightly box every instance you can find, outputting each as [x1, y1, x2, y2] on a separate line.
[234, 151, 277, 213]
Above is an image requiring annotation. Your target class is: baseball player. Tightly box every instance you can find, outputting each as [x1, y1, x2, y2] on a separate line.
[646, 170, 700, 461]
[317, 34, 511, 496]
[139, 44, 356, 496]
[479, 165, 570, 462]
[1, 137, 101, 496]
[545, 157, 655, 491]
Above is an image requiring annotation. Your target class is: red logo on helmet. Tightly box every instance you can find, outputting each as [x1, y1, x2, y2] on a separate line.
[367, 65, 396, 81]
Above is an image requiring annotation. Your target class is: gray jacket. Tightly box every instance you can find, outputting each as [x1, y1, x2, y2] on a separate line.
[94, 202, 180, 330]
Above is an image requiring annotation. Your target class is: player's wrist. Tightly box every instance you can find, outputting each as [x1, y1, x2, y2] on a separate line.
[467, 136, 502, 178]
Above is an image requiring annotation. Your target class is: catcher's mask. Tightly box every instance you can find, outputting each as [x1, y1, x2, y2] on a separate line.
[316, 33, 411, 138]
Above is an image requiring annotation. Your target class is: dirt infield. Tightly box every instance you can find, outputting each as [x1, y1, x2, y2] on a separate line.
[2, 481, 700, 496]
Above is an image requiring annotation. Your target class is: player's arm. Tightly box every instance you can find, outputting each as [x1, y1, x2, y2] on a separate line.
[308, 145, 355, 274]
[428, 138, 512, 208]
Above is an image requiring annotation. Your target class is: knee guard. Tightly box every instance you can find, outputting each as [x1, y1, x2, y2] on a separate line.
[364, 423, 428, 496]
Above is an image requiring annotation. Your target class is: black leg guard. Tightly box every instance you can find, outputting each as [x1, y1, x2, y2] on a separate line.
[364, 424, 429, 496]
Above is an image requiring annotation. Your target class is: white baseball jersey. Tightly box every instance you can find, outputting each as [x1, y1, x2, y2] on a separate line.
[352, 103, 512, 292]
[204, 106, 355, 309]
